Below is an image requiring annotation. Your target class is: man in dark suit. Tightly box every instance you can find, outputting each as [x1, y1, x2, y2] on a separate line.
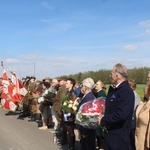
[99, 63, 135, 150]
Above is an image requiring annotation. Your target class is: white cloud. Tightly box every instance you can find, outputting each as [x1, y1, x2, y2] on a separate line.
[6, 58, 20, 63]
[20, 54, 43, 61]
[1, 53, 150, 80]
[139, 20, 150, 27]
[122, 44, 138, 51]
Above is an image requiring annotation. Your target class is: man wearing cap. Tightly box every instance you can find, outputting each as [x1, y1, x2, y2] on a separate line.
[44, 77, 52, 83]
[28, 76, 37, 122]
[53, 76, 68, 144]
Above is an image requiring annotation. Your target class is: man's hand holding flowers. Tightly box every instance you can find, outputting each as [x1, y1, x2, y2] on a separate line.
[98, 114, 104, 126]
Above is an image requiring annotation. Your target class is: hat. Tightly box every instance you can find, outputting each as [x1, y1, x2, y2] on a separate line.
[30, 76, 36, 80]
[57, 76, 68, 81]
[26, 76, 30, 79]
[36, 80, 41, 84]
[44, 77, 51, 83]
[25, 76, 31, 80]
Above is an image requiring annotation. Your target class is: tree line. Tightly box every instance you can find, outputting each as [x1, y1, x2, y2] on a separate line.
[64, 67, 150, 84]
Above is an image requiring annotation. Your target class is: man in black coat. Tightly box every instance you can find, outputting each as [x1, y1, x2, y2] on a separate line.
[99, 63, 135, 150]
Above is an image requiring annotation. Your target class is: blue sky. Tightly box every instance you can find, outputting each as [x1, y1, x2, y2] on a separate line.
[0, 0, 150, 80]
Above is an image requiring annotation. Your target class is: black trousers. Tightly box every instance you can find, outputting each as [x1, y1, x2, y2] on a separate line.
[80, 128, 96, 150]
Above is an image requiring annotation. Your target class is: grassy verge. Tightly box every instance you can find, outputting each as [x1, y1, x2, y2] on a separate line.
[135, 84, 146, 100]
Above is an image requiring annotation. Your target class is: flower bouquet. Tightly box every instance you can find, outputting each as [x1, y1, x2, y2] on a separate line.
[44, 91, 56, 101]
[37, 90, 56, 104]
[32, 91, 41, 100]
[75, 97, 105, 129]
[61, 95, 81, 114]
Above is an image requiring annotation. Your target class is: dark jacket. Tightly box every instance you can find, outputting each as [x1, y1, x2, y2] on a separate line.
[101, 80, 135, 150]
[77, 91, 95, 113]
[77, 91, 96, 150]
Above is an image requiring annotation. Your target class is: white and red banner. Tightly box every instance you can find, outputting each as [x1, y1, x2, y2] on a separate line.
[1, 67, 27, 112]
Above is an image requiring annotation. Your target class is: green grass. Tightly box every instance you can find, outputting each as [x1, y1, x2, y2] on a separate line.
[135, 84, 146, 100]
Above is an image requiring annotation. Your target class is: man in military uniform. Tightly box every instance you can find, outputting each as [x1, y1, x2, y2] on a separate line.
[53, 76, 68, 145]
[18, 76, 31, 118]
[28, 76, 37, 122]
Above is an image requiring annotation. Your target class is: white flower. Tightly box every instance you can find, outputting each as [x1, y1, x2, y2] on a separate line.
[68, 104, 72, 108]
[75, 101, 79, 106]
[63, 102, 67, 106]
[73, 106, 77, 111]
[38, 97, 44, 103]
[69, 100, 73, 104]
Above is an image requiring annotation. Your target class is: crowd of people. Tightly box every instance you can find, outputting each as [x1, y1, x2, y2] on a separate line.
[0, 63, 150, 150]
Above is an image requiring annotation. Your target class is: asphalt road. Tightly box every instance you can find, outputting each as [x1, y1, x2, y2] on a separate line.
[0, 108, 77, 150]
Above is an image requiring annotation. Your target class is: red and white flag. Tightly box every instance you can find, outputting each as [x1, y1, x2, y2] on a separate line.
[1, 68, 27, 112]
[1, 68, 9, 106]
[1, 68, 17, 111]
[11, 73, 27, 96]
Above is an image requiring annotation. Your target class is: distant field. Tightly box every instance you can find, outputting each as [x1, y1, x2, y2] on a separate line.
[135, 84, 146, 100]
[106, 84, 146, 100]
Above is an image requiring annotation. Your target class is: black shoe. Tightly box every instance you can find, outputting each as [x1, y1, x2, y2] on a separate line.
[68, 147, 74, 150]
[60, 141, 68, 145]
[18, 113, 28, 118]
[28, 114, 36, 122]
[48, 125, 53, 129]
[5, 111, 14, 116]
[28, 118, 36, 122]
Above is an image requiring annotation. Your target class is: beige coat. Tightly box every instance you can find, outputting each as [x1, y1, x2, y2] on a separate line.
[135, 100, 150, 150]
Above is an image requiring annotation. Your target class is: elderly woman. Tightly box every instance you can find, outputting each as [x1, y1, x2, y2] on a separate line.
[77, 77, 96, 150]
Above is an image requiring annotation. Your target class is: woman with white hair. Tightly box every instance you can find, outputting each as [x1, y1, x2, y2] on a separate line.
[76, 77, 96, 150]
